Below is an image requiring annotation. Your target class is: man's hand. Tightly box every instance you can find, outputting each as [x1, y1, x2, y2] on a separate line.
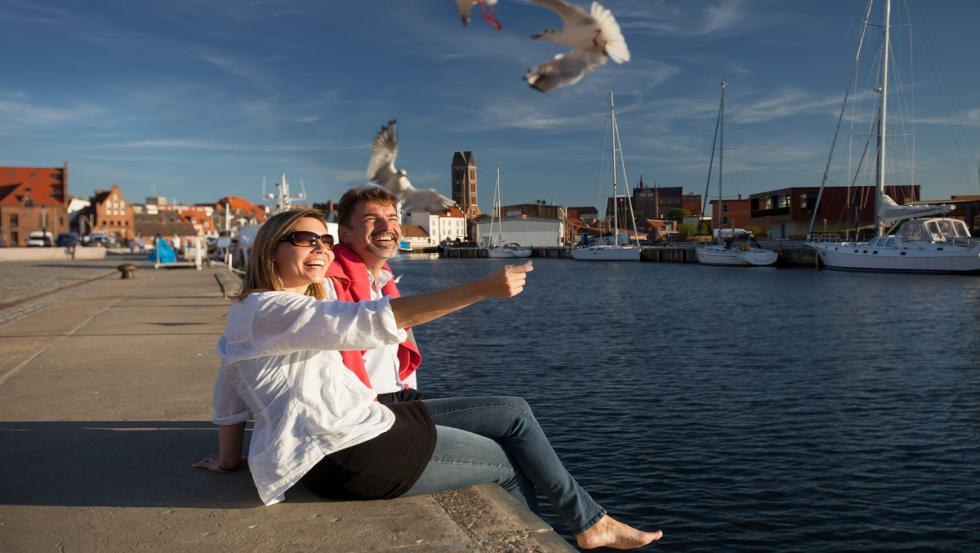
[482, 261, 533, 299]
[193, 453, 247, 473]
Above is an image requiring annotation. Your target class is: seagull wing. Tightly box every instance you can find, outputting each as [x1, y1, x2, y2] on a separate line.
[591, 1, 630, 63]
[367, 120, 399, 185]
[402, 187, 456, 213]
[455, 0, 475, 25]
[524, 50, 605, 93]
[530, 0, 591, 27]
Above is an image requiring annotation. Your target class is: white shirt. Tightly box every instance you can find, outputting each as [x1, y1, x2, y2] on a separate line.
[212, 291, 407, 505]
[362, 269, 418, 394]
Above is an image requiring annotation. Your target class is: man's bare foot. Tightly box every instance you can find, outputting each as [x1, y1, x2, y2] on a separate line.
[576, 514, 662, 550]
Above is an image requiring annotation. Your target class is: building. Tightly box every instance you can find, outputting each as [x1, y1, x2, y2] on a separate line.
[0, 164, 70, 246]
[407, 206, 467, 245]
[400, 224, 431, 249]
[475, 216, 565, 248]
[708, 198, 752, 233]
[214, 196, 267, 226]
[749, 186, 920, 239]
[76, 184, 136, 241]
[567, 206, 599, 225]
[451, 151, 479, 220]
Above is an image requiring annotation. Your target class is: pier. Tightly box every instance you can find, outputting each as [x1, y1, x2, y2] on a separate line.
[439, 242, 819, 266]
[0, 258, 573, 553]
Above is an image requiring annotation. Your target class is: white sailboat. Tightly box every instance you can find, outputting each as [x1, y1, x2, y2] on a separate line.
[486, 167, 532, 258]
[571, 91, 641, 262]
[809, 0, 980, 274]
[696, 81, 777, 267]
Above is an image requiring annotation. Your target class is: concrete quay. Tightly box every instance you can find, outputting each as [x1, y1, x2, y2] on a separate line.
[0, 263, 574, 552]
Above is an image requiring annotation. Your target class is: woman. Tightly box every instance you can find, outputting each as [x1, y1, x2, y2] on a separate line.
[196, 209, 661, 549]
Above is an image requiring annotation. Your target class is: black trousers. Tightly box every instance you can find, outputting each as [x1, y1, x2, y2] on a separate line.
[376, 388, 425, 404]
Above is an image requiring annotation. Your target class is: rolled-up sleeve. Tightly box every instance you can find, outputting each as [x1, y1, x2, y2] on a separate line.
[238, 293, 406, 359]
[212, 363, 251, 425]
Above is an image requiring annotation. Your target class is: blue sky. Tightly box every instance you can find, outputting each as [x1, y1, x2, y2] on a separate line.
[2, 0, 979, 213]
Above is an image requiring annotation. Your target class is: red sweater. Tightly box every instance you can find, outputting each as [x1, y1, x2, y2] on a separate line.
[326, 244, 422, 389]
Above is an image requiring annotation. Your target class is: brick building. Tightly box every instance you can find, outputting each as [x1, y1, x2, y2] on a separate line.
[77, 184, 136, 241]
[0, 163, 70, 246]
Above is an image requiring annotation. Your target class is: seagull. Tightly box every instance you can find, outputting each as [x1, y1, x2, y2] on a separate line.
[455, 0, 502, 30]
[524, 0, 630, 93]
[366, 120, 455, 213]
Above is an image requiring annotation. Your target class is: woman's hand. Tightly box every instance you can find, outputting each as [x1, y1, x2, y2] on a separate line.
[479, 261, 533, 299]
[193, 453, 247, 473]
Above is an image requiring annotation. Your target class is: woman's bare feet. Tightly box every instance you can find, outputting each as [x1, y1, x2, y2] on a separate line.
[575, 514, 662, 550]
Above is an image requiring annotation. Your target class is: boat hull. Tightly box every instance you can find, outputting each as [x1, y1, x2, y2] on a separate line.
[486, 247, 532, 258]
[813, 242, 980, 274]
[696, 245, 777, 267]
[570, 245, 640, 261]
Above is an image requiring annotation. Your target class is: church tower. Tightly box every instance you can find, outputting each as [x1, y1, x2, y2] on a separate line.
[451, 151, 479, 219]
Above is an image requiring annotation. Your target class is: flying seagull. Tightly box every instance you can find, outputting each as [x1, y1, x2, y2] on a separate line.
[455, 0, 502, 30]
[366, 120, 455, 213]
[524, 0, 630, 93]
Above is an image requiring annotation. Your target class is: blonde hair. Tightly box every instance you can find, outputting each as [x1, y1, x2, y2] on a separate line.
[235, 208, 329, 301]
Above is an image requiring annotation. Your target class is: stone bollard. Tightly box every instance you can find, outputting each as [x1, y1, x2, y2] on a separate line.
[117, 263, 136, 279]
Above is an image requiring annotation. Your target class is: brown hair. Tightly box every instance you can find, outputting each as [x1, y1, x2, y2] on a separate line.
[234, 208, 329, 301]
[337, 186, 397, 227]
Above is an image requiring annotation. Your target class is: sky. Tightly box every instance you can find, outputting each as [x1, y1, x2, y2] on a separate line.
[2, 0, 979, 214]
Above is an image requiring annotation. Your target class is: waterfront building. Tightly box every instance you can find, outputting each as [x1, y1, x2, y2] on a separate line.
[400, 224, 431, 249]
[0, 163, 70, 247]
[474, 216, 565, 248]
[708, 197, 753, 235]
[567, 206, 599, 225]
[451, 151, 479, 221]
[407, 206, 467, 245]
[74, 183, 135, 242]
[214, 196, 267, 226]
[749, 185, 919, 239]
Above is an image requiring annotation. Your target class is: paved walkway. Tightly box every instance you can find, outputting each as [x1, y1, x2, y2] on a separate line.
[0, 264, 573, 552]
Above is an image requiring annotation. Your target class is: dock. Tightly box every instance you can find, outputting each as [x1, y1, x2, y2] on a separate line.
[0, 258, 574, 553]
[440, 242, 819, 266]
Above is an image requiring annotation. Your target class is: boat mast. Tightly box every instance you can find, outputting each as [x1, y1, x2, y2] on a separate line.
[719, 80, 726, 234]
[875, 0, 891, 236]
[493, 166, 502, 247]
[610, 91, 619, 247]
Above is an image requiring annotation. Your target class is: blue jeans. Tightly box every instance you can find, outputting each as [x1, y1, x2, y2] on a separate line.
[403, 396, 606, 535]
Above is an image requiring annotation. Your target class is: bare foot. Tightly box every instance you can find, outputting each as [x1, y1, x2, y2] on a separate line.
[576, 515, 662, 550]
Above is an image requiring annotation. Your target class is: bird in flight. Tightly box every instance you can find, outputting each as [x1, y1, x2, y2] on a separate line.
[455, 0, 503, 30]
[524, 0, 630, 93]
[366, 120, 455, 213]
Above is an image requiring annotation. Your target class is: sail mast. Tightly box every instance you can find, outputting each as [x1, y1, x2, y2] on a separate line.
[609, 91, 619, 247]
[719, 81, 726, 232]
[876, 0, 891, 236]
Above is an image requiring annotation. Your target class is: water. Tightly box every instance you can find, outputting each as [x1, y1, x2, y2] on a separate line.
[390, 257, 980, 551]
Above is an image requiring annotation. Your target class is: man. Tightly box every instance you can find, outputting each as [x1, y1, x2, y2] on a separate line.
[326, 186, 423, 404]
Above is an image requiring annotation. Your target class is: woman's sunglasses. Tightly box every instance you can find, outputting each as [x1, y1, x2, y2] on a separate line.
[280, 231, 334, 249]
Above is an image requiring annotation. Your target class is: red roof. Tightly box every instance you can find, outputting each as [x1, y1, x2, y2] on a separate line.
[0, 166, 67, 206]
[216, 195, 266, 222]
[400, 224, 429, 238]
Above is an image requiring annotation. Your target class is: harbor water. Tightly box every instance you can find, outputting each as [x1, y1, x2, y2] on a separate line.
[392, 257, 980, 551]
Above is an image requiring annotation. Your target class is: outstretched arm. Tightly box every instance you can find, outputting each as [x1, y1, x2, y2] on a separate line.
[390, 261, 533, 329]
[193, 422, 247, 473]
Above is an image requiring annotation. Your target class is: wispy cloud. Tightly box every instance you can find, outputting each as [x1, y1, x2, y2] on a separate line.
[730, 88, 842, 124]
[0, 96, 105, 127]
[618, 0, 749, 36]
[199, 52, 268, 83]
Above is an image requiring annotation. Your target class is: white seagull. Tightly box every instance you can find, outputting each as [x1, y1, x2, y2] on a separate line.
[366, 120, 455, 213]
[455, 0, 502, 30]
[524, 0, 630, 93]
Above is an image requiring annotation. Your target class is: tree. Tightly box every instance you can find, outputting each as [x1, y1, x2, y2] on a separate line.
[667, 208, 691, 221]
[677, 222, 697, 240]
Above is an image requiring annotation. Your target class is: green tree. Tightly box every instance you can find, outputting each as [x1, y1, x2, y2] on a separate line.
[677, 223, 697, 240]
[667, 208, 692, 221]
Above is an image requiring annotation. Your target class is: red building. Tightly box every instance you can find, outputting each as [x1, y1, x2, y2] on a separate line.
[749, 186, 920, 239]
[708, 198, 753, 233]
[76, 184, 136, 241]
[0, 163, 70, 246]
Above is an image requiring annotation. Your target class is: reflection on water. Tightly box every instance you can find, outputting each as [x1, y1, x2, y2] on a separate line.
[391, 258, 980, 551]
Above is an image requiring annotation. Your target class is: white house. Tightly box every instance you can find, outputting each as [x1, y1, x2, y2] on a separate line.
[406, 206, 466, 246]
[475, 216, 565, 248]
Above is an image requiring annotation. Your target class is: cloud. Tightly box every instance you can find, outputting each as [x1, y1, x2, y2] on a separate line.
[0, 97, 105, 127]
[199, 52, 268, 83]
[618, 0, 749, 36]
[730, 88, 843, 124]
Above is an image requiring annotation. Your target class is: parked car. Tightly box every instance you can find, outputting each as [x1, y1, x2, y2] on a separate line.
[27, 230, 54, 247]
[83, 232, 115, 247]
[56, 232, 80, 247]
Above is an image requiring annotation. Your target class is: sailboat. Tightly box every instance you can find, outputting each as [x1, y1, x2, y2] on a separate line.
[571, 91, 641, 262]
[696, 81, 778, 267]
[809, 0, 980, 274]
[486, 167, 532, 258]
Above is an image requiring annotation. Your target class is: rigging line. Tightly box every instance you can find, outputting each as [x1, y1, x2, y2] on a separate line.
[912, 0, 979, 190]
[701, 94, 722, 223]
[809, 0, 875, 236]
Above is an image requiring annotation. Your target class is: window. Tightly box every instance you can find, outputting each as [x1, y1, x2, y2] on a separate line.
[9, 214, 18, 226]
[721, 204, 728, 213]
